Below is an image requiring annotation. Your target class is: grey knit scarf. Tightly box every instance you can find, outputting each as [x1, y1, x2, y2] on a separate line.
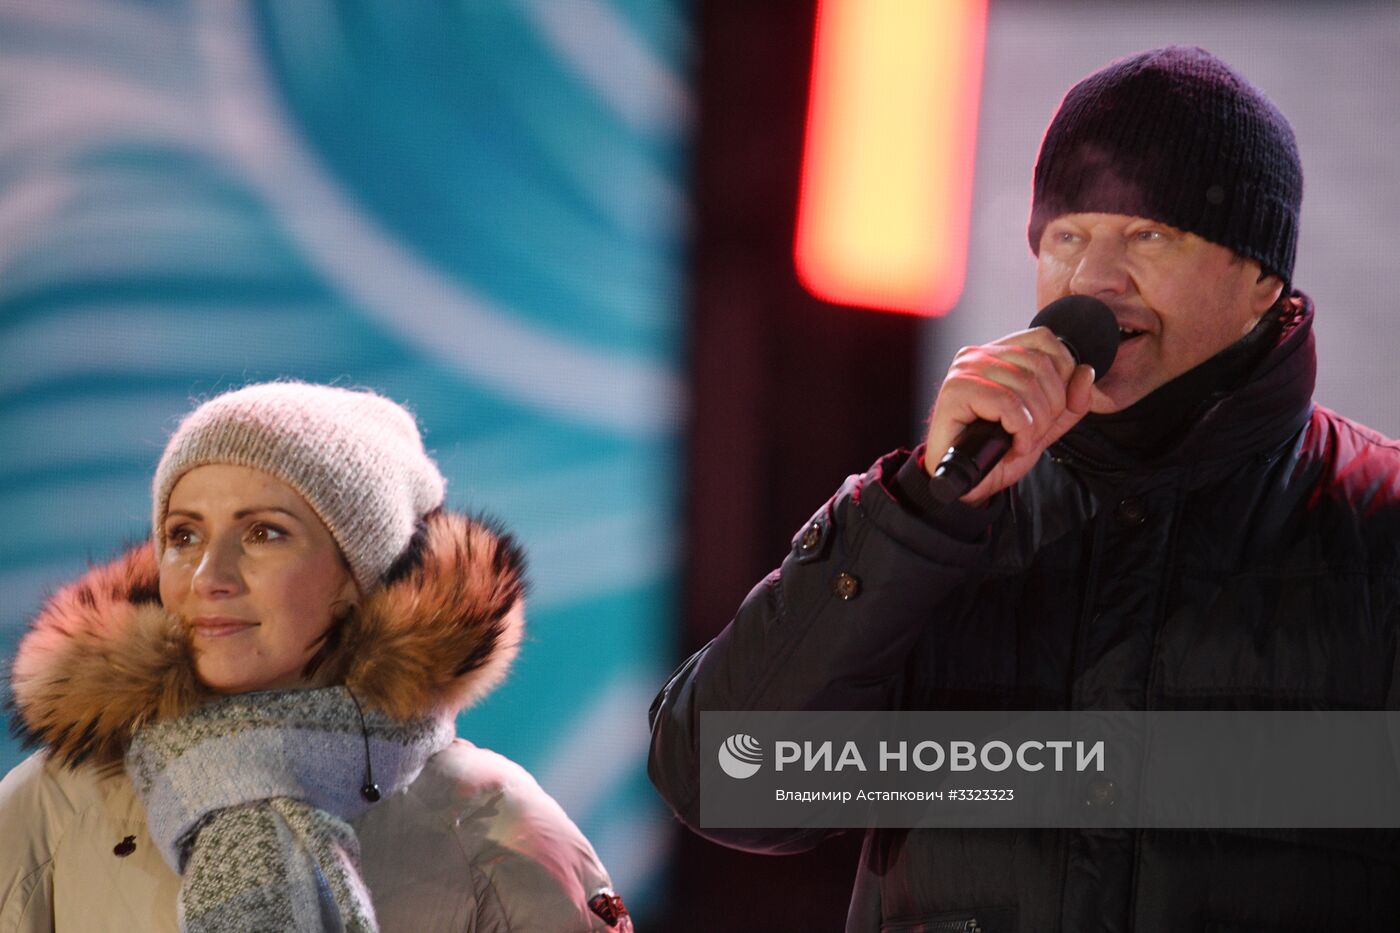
[125, 687, 454, 932]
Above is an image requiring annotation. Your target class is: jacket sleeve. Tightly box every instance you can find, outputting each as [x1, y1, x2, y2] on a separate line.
[647, 448, 1003, 854]
[0, 753, 67, 933]
[457, 750, 629, 933]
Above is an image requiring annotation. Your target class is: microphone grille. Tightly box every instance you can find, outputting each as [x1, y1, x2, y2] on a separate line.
[1029, 295, 1119, 381]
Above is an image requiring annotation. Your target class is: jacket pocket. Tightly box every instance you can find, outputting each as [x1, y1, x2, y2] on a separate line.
[881, 906, 1016, 933]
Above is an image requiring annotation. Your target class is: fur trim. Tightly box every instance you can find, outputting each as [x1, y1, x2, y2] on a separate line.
[8, 511, 526, 769]
[8, 546, 205, 770]
[331, 511, 526, 720]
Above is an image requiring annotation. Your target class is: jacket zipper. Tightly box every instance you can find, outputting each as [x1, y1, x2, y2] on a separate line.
[1048, 445, 1124, 478]
[917, 921, 982, 932]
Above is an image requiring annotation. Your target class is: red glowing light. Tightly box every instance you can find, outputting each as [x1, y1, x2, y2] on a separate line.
[795, 0, 987, 316]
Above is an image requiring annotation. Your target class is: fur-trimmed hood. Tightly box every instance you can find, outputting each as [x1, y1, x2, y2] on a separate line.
[8, 510, 526, 770]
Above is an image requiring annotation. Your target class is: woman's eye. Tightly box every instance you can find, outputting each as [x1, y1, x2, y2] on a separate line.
[248, 523, 287, 543]
[168, 526, 197, 548]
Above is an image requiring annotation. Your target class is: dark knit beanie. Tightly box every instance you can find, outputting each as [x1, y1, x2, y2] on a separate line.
[1028, 46, 1303, 286]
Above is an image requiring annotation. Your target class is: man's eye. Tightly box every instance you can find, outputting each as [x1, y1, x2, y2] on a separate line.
[1135, 229, 1164, 242]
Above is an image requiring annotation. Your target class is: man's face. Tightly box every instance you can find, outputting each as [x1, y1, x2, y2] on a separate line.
[1035, 212, 1284, 413]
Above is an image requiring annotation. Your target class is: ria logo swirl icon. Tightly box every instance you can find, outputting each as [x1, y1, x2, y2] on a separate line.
[718, 733, 764, 779]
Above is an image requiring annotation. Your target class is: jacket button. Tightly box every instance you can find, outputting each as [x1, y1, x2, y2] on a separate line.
[798, 522, 823, 553]
[1085, 779, 1118, 808]
[113, 835, 137, 857]
[832, 572, 861, 600]
[1114, 497, 1147, 525]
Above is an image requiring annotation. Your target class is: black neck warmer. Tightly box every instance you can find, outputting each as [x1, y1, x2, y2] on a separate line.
[1074, 305, 1286, 462]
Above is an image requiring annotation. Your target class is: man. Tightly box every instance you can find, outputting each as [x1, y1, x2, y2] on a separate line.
[648, 47, 1400, 931]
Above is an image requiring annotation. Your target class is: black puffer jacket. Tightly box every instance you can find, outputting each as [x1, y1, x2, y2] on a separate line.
[649, 297, 1400, 932]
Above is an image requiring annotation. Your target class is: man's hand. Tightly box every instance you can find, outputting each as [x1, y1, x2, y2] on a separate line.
[923, 326, 1097, 505]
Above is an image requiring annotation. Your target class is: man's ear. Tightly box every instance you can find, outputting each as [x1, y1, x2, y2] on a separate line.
[1251, 268, 1285, 318]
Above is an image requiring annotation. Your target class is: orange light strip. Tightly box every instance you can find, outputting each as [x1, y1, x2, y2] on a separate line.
[795, 0, 987, 316]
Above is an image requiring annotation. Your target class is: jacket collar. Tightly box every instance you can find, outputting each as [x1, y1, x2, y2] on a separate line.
[1050, 291, 1316, 488]
[8, 509, 526, 770]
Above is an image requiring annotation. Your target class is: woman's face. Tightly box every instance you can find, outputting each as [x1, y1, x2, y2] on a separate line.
[158, 464, 359, 693]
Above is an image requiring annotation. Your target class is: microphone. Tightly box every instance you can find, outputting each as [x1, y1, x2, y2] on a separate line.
[929, 295, 1119, 503]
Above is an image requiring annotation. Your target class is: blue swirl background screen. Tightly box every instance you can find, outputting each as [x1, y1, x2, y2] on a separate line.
[0, 0, 690, 909]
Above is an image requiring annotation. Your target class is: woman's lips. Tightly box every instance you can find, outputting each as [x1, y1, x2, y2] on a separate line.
[191, 617, 258, 638]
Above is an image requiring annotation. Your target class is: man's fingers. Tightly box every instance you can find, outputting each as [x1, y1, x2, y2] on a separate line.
[924, 329, 1090, 499]
[956, 377, 1035, 436]
[995, 327, 1079, 383]
[1038, 364, 1098, 451]
[978, 354, 1056, 437]
[1065, 364, 1096, 415]
[975, 347, 1074, 455]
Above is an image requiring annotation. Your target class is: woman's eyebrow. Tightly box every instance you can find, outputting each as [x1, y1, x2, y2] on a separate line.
[165, 506, 301, 521]
[232, 506, 300, 521]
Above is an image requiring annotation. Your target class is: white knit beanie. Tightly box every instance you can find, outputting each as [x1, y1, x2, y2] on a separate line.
[152, 382, 446, 592]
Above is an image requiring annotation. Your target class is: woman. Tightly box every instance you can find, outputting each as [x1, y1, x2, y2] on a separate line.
[0, 381, 632, 932]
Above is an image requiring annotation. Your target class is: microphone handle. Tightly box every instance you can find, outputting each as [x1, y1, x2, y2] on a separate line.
[929, 420, 1013, 505]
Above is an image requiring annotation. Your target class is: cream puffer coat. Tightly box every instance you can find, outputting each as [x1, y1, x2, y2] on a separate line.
[0, 510, 632, 932]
